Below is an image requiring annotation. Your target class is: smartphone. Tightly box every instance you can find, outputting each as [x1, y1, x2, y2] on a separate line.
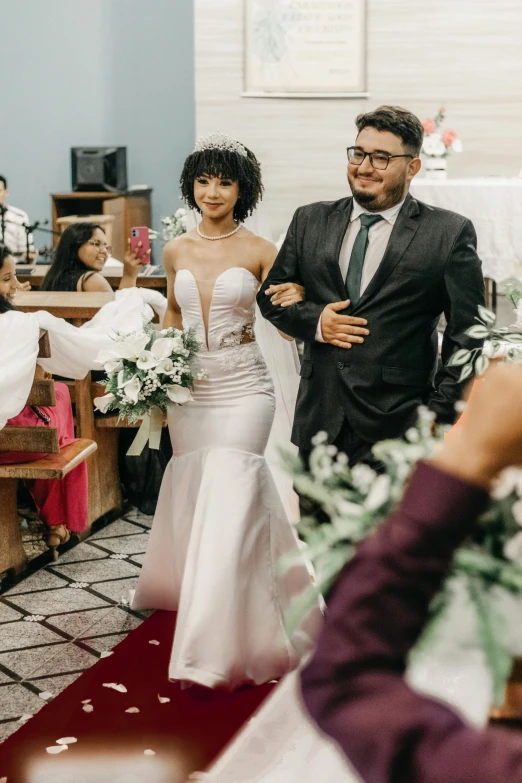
[130, 226, 151, 264]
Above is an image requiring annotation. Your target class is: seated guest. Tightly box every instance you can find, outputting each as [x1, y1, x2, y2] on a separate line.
[301, 364, 522, 783]
[42, 222, 169, 515]
[0, 244, 88, 558]
[0, 175, 36, 260]
[42, 222, 148, 292]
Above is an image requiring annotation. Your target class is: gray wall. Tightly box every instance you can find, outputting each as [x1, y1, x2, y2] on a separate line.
[0, 0, 194, 248]
[195, 0, 522, 237]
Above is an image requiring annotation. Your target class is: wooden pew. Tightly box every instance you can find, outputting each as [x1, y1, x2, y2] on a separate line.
[0, 333, 97, 575]
[15, 291, 114, 326]
[15, 264, 167, 295]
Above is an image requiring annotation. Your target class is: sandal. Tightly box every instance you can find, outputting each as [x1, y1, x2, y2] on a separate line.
[44, 524, 71, 561]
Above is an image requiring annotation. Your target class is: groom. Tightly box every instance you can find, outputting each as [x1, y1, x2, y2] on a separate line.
[258, 105, 485, 466]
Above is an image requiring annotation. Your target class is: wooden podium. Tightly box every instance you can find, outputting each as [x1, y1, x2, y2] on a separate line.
[51, 190, 152, 261]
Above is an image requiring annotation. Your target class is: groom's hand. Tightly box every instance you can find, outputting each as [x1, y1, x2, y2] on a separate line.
[320, 300, 369, 349]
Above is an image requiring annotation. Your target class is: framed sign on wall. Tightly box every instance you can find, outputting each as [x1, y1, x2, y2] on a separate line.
[243, 0, 368, 98]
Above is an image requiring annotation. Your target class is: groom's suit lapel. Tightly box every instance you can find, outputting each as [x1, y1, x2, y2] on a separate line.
[324, 198, 352, 300]
[355, 193, 421, 310]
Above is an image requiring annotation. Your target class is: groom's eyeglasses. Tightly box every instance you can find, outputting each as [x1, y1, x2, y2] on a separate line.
[347, 147, 414, 171]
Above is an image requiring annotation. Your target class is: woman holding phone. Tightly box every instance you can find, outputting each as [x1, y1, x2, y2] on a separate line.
[42, 222, 147, 293]
[41, 221, 168, 515]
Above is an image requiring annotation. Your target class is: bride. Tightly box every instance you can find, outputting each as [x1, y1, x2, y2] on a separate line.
[132, 132, 321, 691]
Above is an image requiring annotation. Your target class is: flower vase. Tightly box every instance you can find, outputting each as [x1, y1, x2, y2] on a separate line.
[423, 156, 448, 180]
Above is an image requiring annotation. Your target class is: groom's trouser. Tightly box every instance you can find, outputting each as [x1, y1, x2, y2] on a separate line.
[297, 418, 378, 524]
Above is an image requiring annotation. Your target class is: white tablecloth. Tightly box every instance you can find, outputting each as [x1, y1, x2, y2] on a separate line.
[410, 177, 522, 282]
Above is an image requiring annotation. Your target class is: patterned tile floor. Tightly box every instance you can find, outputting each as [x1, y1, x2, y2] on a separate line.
[0, 507, 153, 745]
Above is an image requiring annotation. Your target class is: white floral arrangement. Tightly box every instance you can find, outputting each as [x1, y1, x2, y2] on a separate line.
[285, 301, 522, 704]
[421, 107, 463, 158]
[94, 324, 204, 453]
[447, 301, 522, 382]
[149, 207, 188, 243]
[283, 407, 522, 703]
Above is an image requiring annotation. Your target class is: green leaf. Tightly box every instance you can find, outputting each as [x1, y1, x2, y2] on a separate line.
[411, 584, 451, 659]
[474, 355, 489, 376]
[458, 364, 474, 383]
[466, 325, 490, 339]
[477, 306, 496, 325]
[448, 348, 472, 367]
[467, 578, 512, 705]
[504, 333, 522, 343]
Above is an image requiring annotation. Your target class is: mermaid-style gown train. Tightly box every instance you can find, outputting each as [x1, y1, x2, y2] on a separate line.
[132, 266, 319, 690]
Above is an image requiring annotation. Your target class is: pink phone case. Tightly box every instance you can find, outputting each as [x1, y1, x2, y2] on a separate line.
[130, 226, 151, 264]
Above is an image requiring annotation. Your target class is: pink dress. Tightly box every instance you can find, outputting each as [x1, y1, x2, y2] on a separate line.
[0, 382, 88, 532]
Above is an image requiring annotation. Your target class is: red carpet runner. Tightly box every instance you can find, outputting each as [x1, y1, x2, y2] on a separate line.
[0, 610, 275, 782]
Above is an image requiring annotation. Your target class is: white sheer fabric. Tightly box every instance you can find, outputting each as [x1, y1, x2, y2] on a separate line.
[0, 288, 166, 428]
[132, 266, 320, 690]
[0, 310, 40, 428]
[203, 580, 494, 782]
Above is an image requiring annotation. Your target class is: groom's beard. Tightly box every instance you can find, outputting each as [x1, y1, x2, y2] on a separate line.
[348, 170, 408, 212]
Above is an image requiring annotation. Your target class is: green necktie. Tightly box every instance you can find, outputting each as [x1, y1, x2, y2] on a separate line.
[345, 213, 384, 304]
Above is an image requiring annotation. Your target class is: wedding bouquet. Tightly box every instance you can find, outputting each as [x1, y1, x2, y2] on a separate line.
[149, 207, 188, 243]
[283, 302, 522, 703]
[94, 324, 204, 454]
[421, 107, 462, 158]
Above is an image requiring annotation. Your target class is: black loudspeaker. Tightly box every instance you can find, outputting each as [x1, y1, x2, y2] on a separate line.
[71, 147, 127, 193]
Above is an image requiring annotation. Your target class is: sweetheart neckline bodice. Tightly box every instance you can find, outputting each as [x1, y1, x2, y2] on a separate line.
[174, 266, 259, 352]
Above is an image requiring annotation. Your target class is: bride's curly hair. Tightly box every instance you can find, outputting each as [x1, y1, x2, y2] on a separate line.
[180, 146, 263, 223]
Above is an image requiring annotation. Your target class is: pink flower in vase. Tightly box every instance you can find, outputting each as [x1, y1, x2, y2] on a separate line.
[422, 119, 436, 134]
[442, 129, 457, 147]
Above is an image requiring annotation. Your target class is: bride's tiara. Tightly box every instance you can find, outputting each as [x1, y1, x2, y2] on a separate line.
[193, 130, 248, 158]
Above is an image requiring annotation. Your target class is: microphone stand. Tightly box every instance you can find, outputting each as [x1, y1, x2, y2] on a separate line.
[0, 204, 6, 244]
[0, 211, 61, 262]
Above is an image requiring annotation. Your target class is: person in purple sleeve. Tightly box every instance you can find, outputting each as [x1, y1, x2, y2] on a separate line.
[301, 363, 522, 783]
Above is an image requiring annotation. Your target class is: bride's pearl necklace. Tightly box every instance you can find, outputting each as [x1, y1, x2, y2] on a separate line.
[197, 222, 242, 241]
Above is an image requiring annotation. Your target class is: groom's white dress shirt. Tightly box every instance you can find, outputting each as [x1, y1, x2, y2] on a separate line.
[315, 198, 405, 342]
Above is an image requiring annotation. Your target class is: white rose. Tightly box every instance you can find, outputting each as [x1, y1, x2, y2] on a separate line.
[136, 350, 160, 370]
[166, 384, 192, 404]
[505, 531, 522, 565]
[94, 393, 116, 414]
[452, 138, 463, 153]
[422, 133, 446, 157]
[151, 337, 175, 360]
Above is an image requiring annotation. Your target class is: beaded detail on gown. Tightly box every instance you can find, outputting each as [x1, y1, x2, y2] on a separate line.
[132, 267, 319, 691]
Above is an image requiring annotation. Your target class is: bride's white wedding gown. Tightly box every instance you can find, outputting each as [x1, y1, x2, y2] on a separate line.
[132, 266, 319, 690]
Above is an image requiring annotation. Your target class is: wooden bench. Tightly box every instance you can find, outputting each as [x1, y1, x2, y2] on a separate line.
[0, 333, 97, 575]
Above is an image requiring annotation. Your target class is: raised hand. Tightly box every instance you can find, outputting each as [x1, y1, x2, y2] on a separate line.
[265, 282, 305, 307]
[433, 363, 522, 487]
[320, 299, 369, 349]
[123, 239, 150, 278]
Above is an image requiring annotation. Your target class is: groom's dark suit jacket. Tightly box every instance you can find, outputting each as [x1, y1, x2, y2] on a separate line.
[257, 193, 485, 449]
